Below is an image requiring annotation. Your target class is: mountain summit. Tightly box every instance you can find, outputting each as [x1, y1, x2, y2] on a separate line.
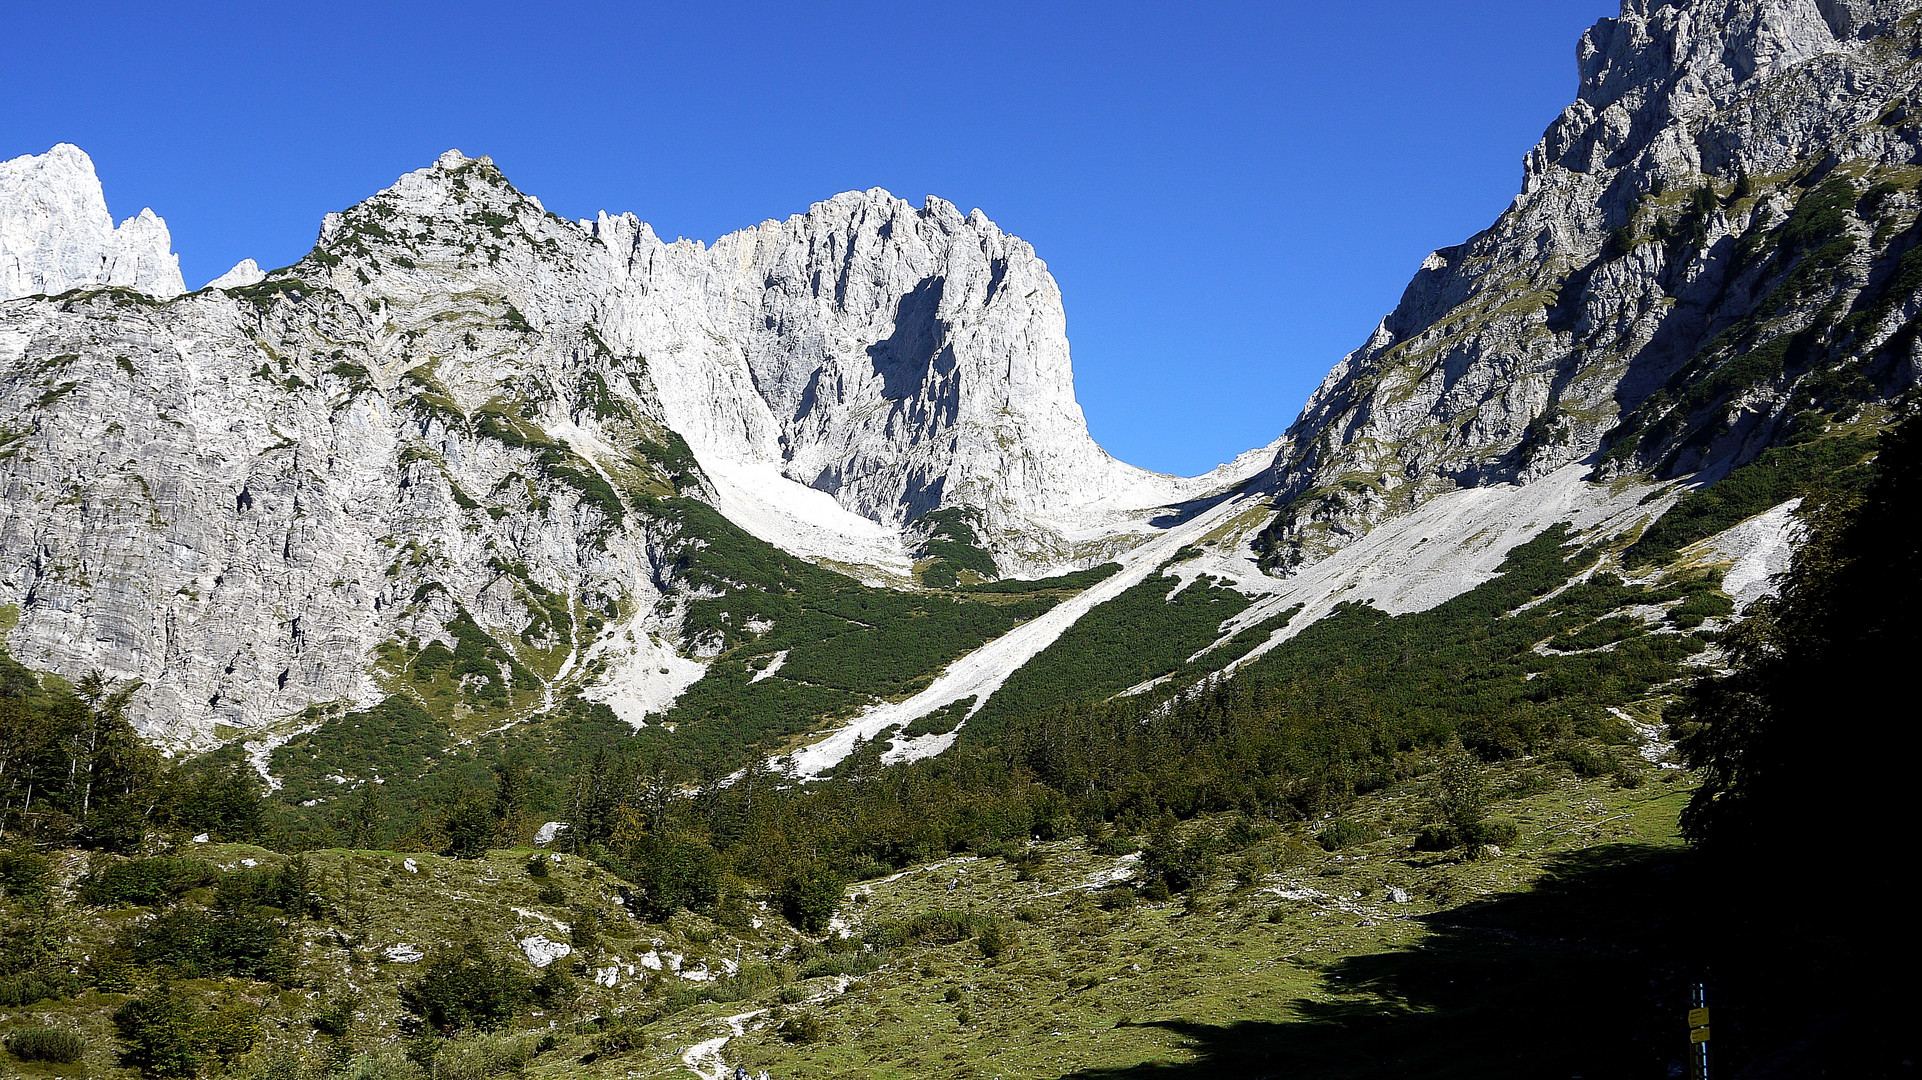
[1252, 0, 1920, 569]
[0, 144, 185, 301]
[2, 0, 1917, 764]
[0, 147, 1246, 746]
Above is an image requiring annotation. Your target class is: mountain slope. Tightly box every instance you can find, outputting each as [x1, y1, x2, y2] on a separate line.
[0, 148, 1241, 750]
[800, 0, 1922, 766]
[4, 0, 1918, 769]
[1251, 0, 1921, 570]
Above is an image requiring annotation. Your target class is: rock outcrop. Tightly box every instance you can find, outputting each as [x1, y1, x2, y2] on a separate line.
[5, 0, 1915, 752]
[1253, 0, 1922, 570]
[0, 147, 1220, 744]
[0, 144, 185, 302]
[206, 258, 265, 290]
[591, 190, 1200, 569]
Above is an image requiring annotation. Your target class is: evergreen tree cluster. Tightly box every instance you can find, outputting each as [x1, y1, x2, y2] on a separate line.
[1666, 408, 1918, 1075]
[0, 660, 264, 850]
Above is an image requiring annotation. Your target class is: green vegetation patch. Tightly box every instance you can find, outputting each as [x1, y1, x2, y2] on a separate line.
[967, 569, 1255, 739]
[914, 508, 1000, 587]
[899, 697, 975, 739]
[1624, 432, 1876, 566]
[271, 696, 452, 806]
[1234, 527, 1714, 762]
[649, 659, 867, 755]
[403, 598, 541, 710]
[471, 406, 627, 528]
[76, 856, 219, 907]
[645, 500, 1098, 762]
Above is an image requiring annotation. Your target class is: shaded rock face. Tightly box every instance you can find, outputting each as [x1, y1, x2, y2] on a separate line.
[1254, 0, 1922, 572]
[0, 145, 185, 302]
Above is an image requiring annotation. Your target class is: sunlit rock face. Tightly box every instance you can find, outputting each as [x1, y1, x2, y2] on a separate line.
[5, 0, 1916, 748]
[0, 147, 1211, 745]
[1251, 0, 1922, 572]
[1, 144, 184, 302]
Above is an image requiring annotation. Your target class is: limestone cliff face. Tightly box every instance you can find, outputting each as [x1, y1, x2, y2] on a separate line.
[8, 0, 1912, 747]
[0, 149, 1192, 744]
[0, 145, 185, 302]
[1254, 0, 1922, 571]
[589, 190, 1192, 570]
[0, 153, 693, 745]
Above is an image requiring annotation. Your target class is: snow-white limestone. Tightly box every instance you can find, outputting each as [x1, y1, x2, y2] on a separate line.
[700, 458, 913, 581]
[518, 935, 572, 968]
[0, 144, 184, 301]
[0, 141, 1251, 745]
[1217, 464, 1672, 671]
[579, 629, 710, 731]
[585, 188, 1237, 574]
[1691, 497, 1803, 609]
[205, 257, 264, 290]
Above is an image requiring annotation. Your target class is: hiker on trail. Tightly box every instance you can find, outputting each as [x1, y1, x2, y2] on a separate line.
[735, 1067, 747, 1080]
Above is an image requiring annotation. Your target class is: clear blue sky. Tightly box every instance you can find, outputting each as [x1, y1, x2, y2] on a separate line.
[3, 0, 1617, 477]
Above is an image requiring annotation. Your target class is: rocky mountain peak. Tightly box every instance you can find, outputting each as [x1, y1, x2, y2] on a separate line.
[0, 143, 185, 301]
[1251, 0, 1922, 574]
[0, 140, 1234, 743]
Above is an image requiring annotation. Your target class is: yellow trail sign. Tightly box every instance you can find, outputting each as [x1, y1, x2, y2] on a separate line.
[1688, 1007, 1710, 1027]
[1690, 1026, 1712, 1044]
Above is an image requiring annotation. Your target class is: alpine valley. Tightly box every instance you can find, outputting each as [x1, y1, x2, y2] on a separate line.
[2, 2, 1917, 1078]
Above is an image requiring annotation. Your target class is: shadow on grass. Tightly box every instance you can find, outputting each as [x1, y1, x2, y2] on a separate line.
[1065, 844, 1706, 1080]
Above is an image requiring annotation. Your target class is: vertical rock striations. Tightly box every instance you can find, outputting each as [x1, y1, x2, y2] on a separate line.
[6, 0, 1913, 749]
[589, 189, 1201, 571]
[0, 149, 1208, 744]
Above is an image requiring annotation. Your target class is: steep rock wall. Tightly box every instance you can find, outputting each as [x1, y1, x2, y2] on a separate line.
[0, 145, 185, 302]
[1253, 0, 1922, 571]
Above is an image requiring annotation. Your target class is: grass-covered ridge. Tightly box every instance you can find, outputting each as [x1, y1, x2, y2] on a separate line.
[270, 697, 454, 808]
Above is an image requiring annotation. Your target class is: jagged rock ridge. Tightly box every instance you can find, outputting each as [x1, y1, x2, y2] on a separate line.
[1252, 0, 1922, 570]
[5, 0, 1917, 759]
[0, 144, 185, 302]
[0, 147, 1236, 746]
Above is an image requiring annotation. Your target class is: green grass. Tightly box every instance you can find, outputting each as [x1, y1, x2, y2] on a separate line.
[572, 768, 1703, 1080]
[1, 760, 1709, 1080]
